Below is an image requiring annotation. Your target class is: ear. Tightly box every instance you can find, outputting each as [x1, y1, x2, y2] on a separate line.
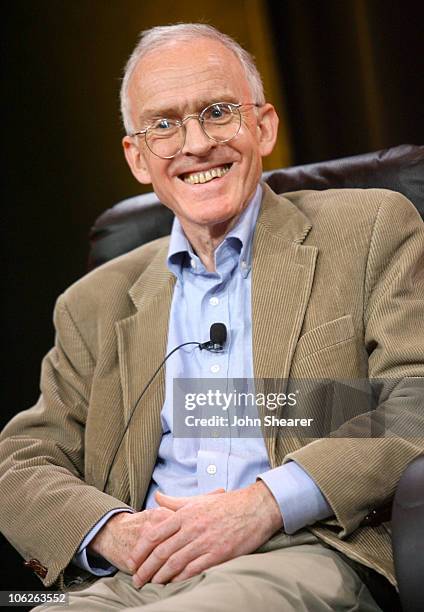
[256, 103, 279, 157]
[122, 135, 152, 184]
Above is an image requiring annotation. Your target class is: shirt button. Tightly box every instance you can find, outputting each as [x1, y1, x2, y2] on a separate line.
[190, 259, 196, 269]
[241, 260, 248, 270]
[207, 464, 217, 475]
[210, 364, 220, 373]
[209, 297, 219, 306]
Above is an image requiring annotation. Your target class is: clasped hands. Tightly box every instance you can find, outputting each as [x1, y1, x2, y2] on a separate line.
[89, 481, 283, 589]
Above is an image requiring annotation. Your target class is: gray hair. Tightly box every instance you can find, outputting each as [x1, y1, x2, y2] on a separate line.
[120, 23, 265, 135]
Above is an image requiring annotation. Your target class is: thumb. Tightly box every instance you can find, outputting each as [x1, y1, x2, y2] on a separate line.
[155, 491, 191, 510]
[155, 487, 226, 509]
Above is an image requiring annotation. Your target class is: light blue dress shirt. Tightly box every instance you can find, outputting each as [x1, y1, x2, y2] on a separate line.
[74, 184, 331, 575]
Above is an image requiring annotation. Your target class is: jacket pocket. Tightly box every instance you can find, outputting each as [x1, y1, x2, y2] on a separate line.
[294, 314, 355, 364]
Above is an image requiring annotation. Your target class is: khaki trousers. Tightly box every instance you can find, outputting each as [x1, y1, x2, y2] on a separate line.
[33, 532, 383, 611]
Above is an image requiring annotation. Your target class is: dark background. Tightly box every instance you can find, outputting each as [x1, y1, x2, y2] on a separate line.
[1, 0, 423, 597]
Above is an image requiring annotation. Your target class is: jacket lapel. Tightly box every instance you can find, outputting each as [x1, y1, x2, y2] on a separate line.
[116, 244, 175, 509]
[252, 184, 318, 466]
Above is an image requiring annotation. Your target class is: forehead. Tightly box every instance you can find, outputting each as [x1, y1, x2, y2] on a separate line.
[128, 38, 251, 119]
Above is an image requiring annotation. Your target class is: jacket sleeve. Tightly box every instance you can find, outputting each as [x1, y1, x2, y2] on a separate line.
[0, 295, 132, 588]
[283, 191, 424, 537]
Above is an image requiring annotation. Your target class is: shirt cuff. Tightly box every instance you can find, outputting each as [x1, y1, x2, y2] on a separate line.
[258, 461, 332, 534]
[72, 508, 134, 576]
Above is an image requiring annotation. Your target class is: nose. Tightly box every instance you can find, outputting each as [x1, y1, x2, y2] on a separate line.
[181, 116, 215, 156]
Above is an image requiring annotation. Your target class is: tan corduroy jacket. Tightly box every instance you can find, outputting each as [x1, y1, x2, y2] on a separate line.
[0, 185, 423, 590]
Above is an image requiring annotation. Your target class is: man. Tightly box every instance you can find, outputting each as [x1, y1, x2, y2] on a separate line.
[0, 23, 423, 612]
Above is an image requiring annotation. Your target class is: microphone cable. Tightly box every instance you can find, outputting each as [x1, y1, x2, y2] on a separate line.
[101, 323, 227, 493]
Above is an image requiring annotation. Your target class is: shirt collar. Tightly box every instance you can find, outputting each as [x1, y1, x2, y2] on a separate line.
[167, 183, 262, 281]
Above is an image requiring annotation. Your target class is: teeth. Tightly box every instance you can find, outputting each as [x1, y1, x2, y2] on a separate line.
[183, 164, 231, 184]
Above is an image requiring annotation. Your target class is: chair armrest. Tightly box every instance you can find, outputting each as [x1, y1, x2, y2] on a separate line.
[392, 455, 424, 612]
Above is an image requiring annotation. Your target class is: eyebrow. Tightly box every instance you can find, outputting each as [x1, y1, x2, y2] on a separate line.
[139, 96, 240, 124]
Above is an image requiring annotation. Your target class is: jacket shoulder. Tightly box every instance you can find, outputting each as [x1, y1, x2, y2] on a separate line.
[281, 188, 422, 245]
[65, 235, 169, 300]
[283, 187, 419, 224]
[56, 235, 170, 342]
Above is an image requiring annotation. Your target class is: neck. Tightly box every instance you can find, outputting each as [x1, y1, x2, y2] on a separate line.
[180, 216, 240, 272]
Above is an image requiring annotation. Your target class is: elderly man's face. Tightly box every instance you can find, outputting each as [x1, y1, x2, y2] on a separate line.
[123, 38, 278, 234]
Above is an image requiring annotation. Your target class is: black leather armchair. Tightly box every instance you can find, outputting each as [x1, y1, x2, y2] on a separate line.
[88, 144, 424, 612]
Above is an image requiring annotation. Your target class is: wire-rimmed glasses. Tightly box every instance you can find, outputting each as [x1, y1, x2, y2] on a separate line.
[130, 102, 260, 159]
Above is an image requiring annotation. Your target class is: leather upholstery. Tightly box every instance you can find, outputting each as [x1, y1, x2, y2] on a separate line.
[392, 456, 424, 612]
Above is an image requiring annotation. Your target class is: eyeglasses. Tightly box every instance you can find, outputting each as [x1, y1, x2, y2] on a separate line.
[130, 102, 261, 159]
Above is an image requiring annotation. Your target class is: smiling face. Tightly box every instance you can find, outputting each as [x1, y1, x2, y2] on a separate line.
[122, 37, 279, 240]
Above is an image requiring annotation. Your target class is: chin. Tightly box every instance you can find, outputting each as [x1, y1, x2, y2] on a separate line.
[185, 202, 239, 227]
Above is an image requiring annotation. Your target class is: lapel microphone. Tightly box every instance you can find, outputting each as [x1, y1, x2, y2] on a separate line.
[199, 322, 227, 352]
[101, 323, 228, 493]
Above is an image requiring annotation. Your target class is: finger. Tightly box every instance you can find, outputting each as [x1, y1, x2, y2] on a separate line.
[169, 553, 215, 583]
[129, 513, 181, 570]
[133, 529, 194, 588]
[150, 541, 206, 585]
[206, 488, 226, 495]
[149, 507, 175, 523]
[155, 491, 192, 510]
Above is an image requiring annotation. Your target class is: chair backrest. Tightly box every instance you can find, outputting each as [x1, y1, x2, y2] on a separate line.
[88, 144, 424, 269]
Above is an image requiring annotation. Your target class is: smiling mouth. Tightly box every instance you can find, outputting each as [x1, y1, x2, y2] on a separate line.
[180, 163, 232, 184]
